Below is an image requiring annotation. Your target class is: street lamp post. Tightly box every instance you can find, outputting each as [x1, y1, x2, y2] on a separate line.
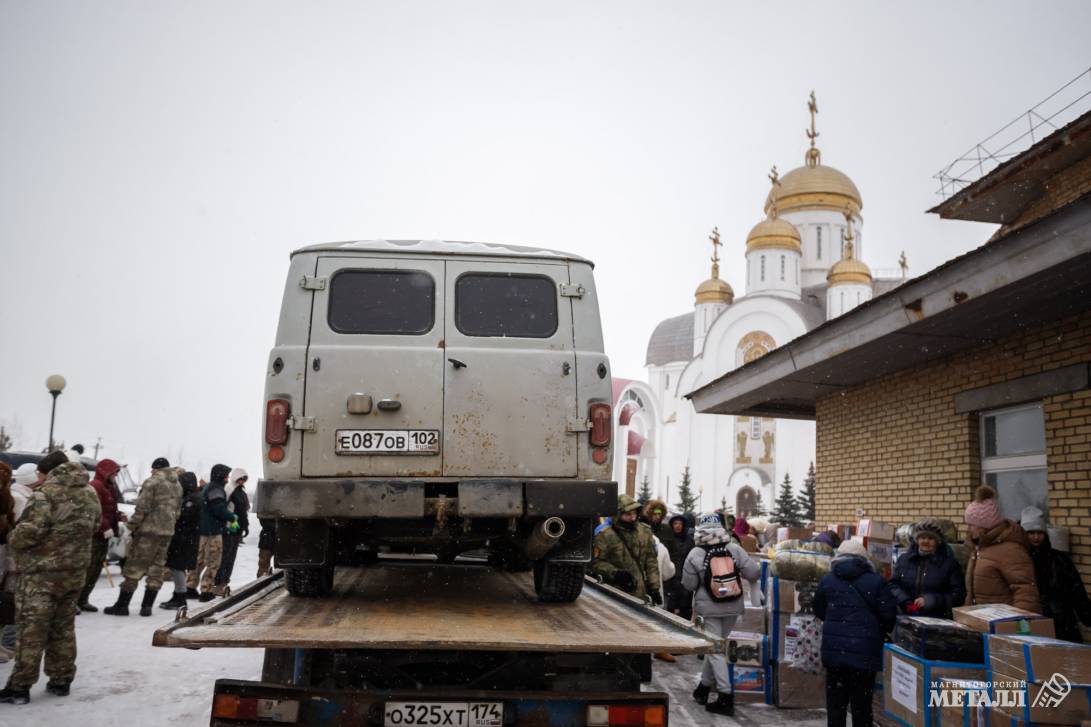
[46, 374, 66, 452]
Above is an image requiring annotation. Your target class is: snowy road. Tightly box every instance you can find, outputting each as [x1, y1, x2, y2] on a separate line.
[1, 542, 828, 726]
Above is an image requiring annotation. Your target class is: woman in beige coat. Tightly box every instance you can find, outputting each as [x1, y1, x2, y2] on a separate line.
[963, 485, 1039, 613]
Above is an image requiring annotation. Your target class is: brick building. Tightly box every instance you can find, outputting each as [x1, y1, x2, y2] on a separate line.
[687, 111, 1091, 594]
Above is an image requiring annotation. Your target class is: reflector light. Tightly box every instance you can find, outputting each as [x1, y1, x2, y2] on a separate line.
[268, 445, 286, 463]
[591, 447, 608, 465]
[588, 704, 665, 727]
[212, 693, 300, 723]
[212, 694, 240, 718]
[589, 402, 611, 447]
[266, 399, 290, 445]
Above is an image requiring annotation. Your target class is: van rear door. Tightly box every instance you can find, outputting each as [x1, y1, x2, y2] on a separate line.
[442, 261, 578, 477]
[301, 256, 445, 477]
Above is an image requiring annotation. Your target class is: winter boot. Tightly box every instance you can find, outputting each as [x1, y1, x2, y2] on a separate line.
[77, 601, 98, 613]
[45, 681, 71, 697]
[198, 591, 216, 602]
[0, 685, 30, 705]
[103, 588, 135, 616]
[705, 693, 734, 716]
[185, 587, 199, 599]
[692, 682, 711, 705]
[159, 592, 188, 610]
[139, 588, 160, 617]
[257, 548, 273, 578]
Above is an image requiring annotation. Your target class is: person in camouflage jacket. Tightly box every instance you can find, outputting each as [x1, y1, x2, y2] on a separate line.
[591, 494, 661, 603]
[104, 457, 182, 617]
[1, 458, 101, 704]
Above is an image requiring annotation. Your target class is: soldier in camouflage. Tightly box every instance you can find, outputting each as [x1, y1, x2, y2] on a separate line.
[104, 457, 182, 617]
[590, 494, 661, 603]
[0, 456, 101, 704]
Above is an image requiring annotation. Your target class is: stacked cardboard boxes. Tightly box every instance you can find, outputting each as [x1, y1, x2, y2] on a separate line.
[854, 518, 897, 579]
[985, 634, 1091, 725]
[764, 575, 824, 708]
[883, 644, 986, 727]
[953, 604, 1056, 638]
[724, 631, 770, 703]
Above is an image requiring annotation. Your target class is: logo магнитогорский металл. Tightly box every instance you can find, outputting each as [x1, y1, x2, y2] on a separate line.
[929, 674, 1073, 711]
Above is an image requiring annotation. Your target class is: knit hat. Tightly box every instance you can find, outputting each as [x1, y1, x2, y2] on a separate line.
[617, 494, 641, 514]
[152, 457, 171, 470]
[964, 485, 1004, 530]
[1019, 506, 1047, 534]
[14, 463, 39, 487]
[911, 517, 947, 544]
[837, 539, 868, 558]
[695, 512, 731, 547]
[38, 450, 69, 474]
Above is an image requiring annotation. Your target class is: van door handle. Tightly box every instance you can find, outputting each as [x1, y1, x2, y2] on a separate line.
[377, 399, 402, 412]
[448, 358, 467, 370]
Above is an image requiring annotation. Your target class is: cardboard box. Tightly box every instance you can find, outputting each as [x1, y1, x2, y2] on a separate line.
[883, 644, 985, 727]
[772, 663, 824, 708]
[775, 526, 814, 543]
[729, 664, 769, 703]
[953, 604, 1055, 637]
[895, 615, 985, 664]
[986, 633, 1091, 686]
[735, 605, 766, 634]
[858, 518, 897, 541]
[725, 631, 767, 668]
[934, 677, 990, 727]
[771, 613, 819, 663]
[764, 576, 818, 615]
[991, 670, 1091, 726]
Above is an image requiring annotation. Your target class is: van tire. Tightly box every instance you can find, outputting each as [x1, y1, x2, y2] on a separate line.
[285, 565, 335, 597]
[533, 561, 584, 603]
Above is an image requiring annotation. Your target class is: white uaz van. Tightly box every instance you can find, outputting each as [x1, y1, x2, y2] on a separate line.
[256, 240, 617, 602]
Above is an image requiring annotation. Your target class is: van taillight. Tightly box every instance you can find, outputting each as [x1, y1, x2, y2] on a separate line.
[589, 402, 611, 447]
[266, 399, 290, 445]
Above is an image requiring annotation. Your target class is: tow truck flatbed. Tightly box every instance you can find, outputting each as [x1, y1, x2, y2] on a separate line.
[154, 559, 715, 655]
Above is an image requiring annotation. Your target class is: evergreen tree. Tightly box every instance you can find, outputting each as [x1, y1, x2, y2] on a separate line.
[637, 476, 653, 504]
[797, 461, 817, 522]
[750, 496, 767, 517]
[675, 466, 699, 515]
[770, 473, 803, 527]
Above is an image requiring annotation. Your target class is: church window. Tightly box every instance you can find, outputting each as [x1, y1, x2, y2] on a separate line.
[664, 374, 670, 389]
[760, 256, 766, 281]
[816, 227, 823, 259]
[840, 291, 845, 310]
[751, 417, 761, 439]
[795, 258, 799, 283]
[779, 255, 785, 281]
[857, 291, 861, 305]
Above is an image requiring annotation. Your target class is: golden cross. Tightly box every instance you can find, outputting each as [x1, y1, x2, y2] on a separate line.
[768, 165, 780, 187]
[806, 90, 819, 148]
[899, 251, 908, 278]
[842, 208, 855, 257]
[709, 226, 722, 264]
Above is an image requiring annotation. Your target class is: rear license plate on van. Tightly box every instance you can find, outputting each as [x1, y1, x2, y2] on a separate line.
[335, 430, 440, 455]
[384, 702, 503, 727]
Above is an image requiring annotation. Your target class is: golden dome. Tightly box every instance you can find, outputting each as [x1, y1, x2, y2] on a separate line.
[764, 162, 862, 216]
[745, 216, 802, 253]
[695, 275, 734, 305]
[826, 256, 872, 286]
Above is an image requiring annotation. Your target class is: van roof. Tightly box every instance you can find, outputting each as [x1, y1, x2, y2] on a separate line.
[292, 239, 594, 267]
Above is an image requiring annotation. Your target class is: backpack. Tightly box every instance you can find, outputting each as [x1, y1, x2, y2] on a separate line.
[703, 545, 743, 601]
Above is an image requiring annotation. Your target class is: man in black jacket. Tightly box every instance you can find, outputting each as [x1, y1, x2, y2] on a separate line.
[1022, 507, 1091, 643]
[185, 465, 237, 602]
[213, 468, 250, 596]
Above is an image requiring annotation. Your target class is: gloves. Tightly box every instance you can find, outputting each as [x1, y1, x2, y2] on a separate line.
[648, 589, 663, 606]
[226, 520, 240, 535]
[612, 571, 635, 591]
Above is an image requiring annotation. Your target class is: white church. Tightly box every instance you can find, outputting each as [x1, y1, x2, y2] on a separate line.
[613, 93, 906, 516]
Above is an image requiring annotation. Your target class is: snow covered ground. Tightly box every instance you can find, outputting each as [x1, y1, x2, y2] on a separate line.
[0, 536, 263, 726]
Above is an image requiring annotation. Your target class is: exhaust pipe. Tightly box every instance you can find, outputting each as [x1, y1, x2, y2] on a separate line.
[524, 517, 566, 561]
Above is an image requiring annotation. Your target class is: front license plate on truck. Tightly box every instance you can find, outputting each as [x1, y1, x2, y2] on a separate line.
[335, 430, 440, 455]
[384, 702, 503, 727]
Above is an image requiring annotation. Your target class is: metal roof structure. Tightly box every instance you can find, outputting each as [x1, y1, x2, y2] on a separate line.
[292, 239, 594, 266]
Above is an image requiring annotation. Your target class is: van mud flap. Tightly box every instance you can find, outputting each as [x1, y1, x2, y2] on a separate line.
[275, 519, 329, 566]
[549, 518, 593, 563]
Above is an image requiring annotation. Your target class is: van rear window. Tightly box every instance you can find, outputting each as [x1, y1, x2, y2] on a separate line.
[455, 273, 557, 338]
[328, 270, 435, 335]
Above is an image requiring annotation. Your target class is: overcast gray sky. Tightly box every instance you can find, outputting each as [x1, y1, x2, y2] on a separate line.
[2, 1, 1089, 478]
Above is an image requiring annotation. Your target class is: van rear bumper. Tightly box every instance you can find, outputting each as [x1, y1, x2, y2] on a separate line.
[255, 478, 617, 519]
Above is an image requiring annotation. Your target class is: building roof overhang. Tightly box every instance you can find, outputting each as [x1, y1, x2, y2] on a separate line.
[686, 195, 1091, 419]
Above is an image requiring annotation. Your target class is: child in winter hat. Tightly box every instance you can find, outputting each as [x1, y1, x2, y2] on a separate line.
[694, 512, 731, 547]
[964, 485, 1004, 531]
